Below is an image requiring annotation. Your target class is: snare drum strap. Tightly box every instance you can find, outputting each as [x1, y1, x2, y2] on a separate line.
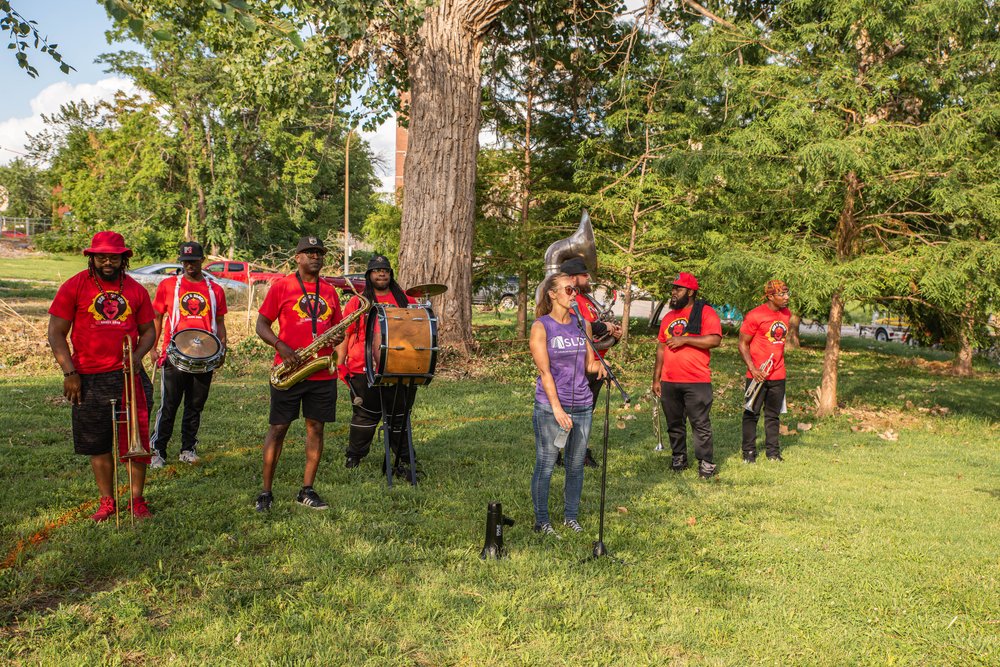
[170, 273, 218, 335]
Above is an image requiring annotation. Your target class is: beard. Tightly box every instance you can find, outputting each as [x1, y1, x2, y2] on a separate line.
[669, 293, 691, 310]
[97, 266, 121, 282]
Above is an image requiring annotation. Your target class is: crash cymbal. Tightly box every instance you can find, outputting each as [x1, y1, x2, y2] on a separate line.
[405, 283, 448, 299]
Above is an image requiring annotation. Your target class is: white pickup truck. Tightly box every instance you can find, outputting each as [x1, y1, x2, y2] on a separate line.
[858, 311, 911, 343]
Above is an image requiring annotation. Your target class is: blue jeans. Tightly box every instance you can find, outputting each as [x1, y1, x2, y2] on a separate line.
[531, 401, 593, 526]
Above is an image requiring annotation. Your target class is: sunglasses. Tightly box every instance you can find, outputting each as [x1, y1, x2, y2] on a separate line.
[556, 285, 577, 296]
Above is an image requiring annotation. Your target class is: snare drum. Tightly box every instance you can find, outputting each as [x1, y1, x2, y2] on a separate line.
[166, 329, 225, 374]
[365, 304, 438, 386]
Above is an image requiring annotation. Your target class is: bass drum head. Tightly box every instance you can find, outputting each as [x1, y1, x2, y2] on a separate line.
[172, 329, 221, 359]
[365, 303, 387, 387]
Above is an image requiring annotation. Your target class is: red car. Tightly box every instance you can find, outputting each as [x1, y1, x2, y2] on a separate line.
[205, 260, 365, 295]
[204, 260, 283, 285]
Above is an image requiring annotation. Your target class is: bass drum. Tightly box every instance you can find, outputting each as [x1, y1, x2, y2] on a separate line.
[166, 329, 225, 373]
[365, 303, 438, 387]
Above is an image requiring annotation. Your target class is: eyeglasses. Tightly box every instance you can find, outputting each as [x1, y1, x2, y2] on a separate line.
[774, 291, 790, 297]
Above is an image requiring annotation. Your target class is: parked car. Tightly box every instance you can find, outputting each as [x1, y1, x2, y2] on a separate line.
[128, 263, 248, 299]
[204, 260, 284, 285]
[204, 259, 365, 295]
[472, 275, 520, 310]
[859, 311, 912, 343]
[321, 274, 366, 296]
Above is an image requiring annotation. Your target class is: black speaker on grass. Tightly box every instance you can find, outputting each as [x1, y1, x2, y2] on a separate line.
[479, 501, 515, 560]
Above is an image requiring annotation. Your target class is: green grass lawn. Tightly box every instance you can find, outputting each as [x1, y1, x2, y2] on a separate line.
[0, 253, 82, 283]
[1, 302, 998, 665]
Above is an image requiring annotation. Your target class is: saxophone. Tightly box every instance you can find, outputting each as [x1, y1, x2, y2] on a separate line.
[270, 293, 371, 390]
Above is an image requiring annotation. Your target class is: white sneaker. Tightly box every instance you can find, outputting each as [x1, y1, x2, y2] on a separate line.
[178, 450, 200, 464]
[149, 454, 165, 469]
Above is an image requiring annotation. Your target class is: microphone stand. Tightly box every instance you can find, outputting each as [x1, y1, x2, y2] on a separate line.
[571, 303, 629, 561]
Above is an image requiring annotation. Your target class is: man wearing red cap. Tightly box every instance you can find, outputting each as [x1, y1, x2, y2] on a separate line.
[738, 279, 791, 462]
[254, 236, 345, 512]
[149, 241, 228, 468]
[47, 231, 157, 521]
[651, 272, 723, 478]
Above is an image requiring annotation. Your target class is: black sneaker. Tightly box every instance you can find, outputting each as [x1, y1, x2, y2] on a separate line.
[254, 490, 273, 512]
[583, 448, 599, 468]
[296, 486, 329, 510]
[767, 454, 784, 462]
[698, 461, 718, 479]
[533, 522, 561, 539]
[671, 455, 689, 471]
[555, 450, 564, 467]
[345, 456, 361, 469]
[742, 451, 757, 464]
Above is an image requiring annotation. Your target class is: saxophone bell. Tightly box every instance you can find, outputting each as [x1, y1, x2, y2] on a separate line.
[270, 293, 372, 390]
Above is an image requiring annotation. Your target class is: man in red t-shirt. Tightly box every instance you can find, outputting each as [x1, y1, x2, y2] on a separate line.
[253, 236, 344, 512]
[148, 241, 228, 468]
[555, 256, 622, 469]
[335, 254, 418, 476]
[47, 231, 157, 521]
[651, 272, 723, 479]
[738, 279, 792, 463]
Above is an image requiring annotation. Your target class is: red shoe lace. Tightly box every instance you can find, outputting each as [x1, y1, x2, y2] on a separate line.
[91, 496, 116, 522]
[128, 496, 152, 519]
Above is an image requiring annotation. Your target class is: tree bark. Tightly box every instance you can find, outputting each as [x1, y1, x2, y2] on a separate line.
[952, 307, 975, 376]
[817, 170, 862, 417]
[516, 270, 528, 337]
[398, 0, 510, 355]
[787, 311, 801, 349]
[817, 292, 844, 417]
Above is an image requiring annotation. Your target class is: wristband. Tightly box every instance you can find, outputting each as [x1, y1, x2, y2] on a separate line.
[63, 370, 78, 378]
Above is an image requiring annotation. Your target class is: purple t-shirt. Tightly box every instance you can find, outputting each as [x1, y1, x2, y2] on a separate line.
[534, 314, 593, 408]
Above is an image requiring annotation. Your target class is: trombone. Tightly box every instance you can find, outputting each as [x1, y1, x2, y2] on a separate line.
[743, 353, 775, 412]
[111, 337, 148, 528]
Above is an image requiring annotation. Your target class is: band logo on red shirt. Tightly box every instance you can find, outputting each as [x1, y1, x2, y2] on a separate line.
[292, 294, 330, 321]
[664, 317, 688, 338]
[180, 292, 209, 316]
[88, 293, 132, 323]
[766, 320, 788, 344]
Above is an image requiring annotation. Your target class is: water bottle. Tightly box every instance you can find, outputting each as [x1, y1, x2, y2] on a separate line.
[553, 424, 571, 449]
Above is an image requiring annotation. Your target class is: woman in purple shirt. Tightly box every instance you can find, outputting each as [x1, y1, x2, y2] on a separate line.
[529, 272, 606, 537]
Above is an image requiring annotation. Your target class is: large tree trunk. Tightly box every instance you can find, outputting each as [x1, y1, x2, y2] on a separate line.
[817, 293, 845, 417]
[952, 308, 975, 376]
[516, 270, 528, 338]
[398, 1, 510, 355]
[787, 311, 801, 349]
[817, 170, 862, 417]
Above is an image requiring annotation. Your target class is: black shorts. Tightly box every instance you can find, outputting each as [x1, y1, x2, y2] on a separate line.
[269, 379, 337, 425]
[72, 369, 154, 456]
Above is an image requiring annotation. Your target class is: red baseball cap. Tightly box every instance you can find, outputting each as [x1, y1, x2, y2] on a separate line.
[672, 272, 699, 291]
[83, 231, 133, 258]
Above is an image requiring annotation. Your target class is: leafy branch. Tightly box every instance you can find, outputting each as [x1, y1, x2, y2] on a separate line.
[1, 0, 74, 77]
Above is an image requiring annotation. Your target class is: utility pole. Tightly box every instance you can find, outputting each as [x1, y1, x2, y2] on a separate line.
[343, 129, 352, 275]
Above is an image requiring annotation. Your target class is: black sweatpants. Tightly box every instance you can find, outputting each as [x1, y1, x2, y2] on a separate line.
[659, 381, 714, 464]
[151, 359, 214, 456]
[742, 378, 785, 458]
[345, 375, 416, 461]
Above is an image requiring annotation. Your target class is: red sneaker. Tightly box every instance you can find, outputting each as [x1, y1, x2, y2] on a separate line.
[127, 496, 152, 520]
[91, 496, 116, 522]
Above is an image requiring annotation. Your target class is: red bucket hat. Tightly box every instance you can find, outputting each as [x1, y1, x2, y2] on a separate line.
[672, 272, 699, 291]
[83, 231, 133, 258]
